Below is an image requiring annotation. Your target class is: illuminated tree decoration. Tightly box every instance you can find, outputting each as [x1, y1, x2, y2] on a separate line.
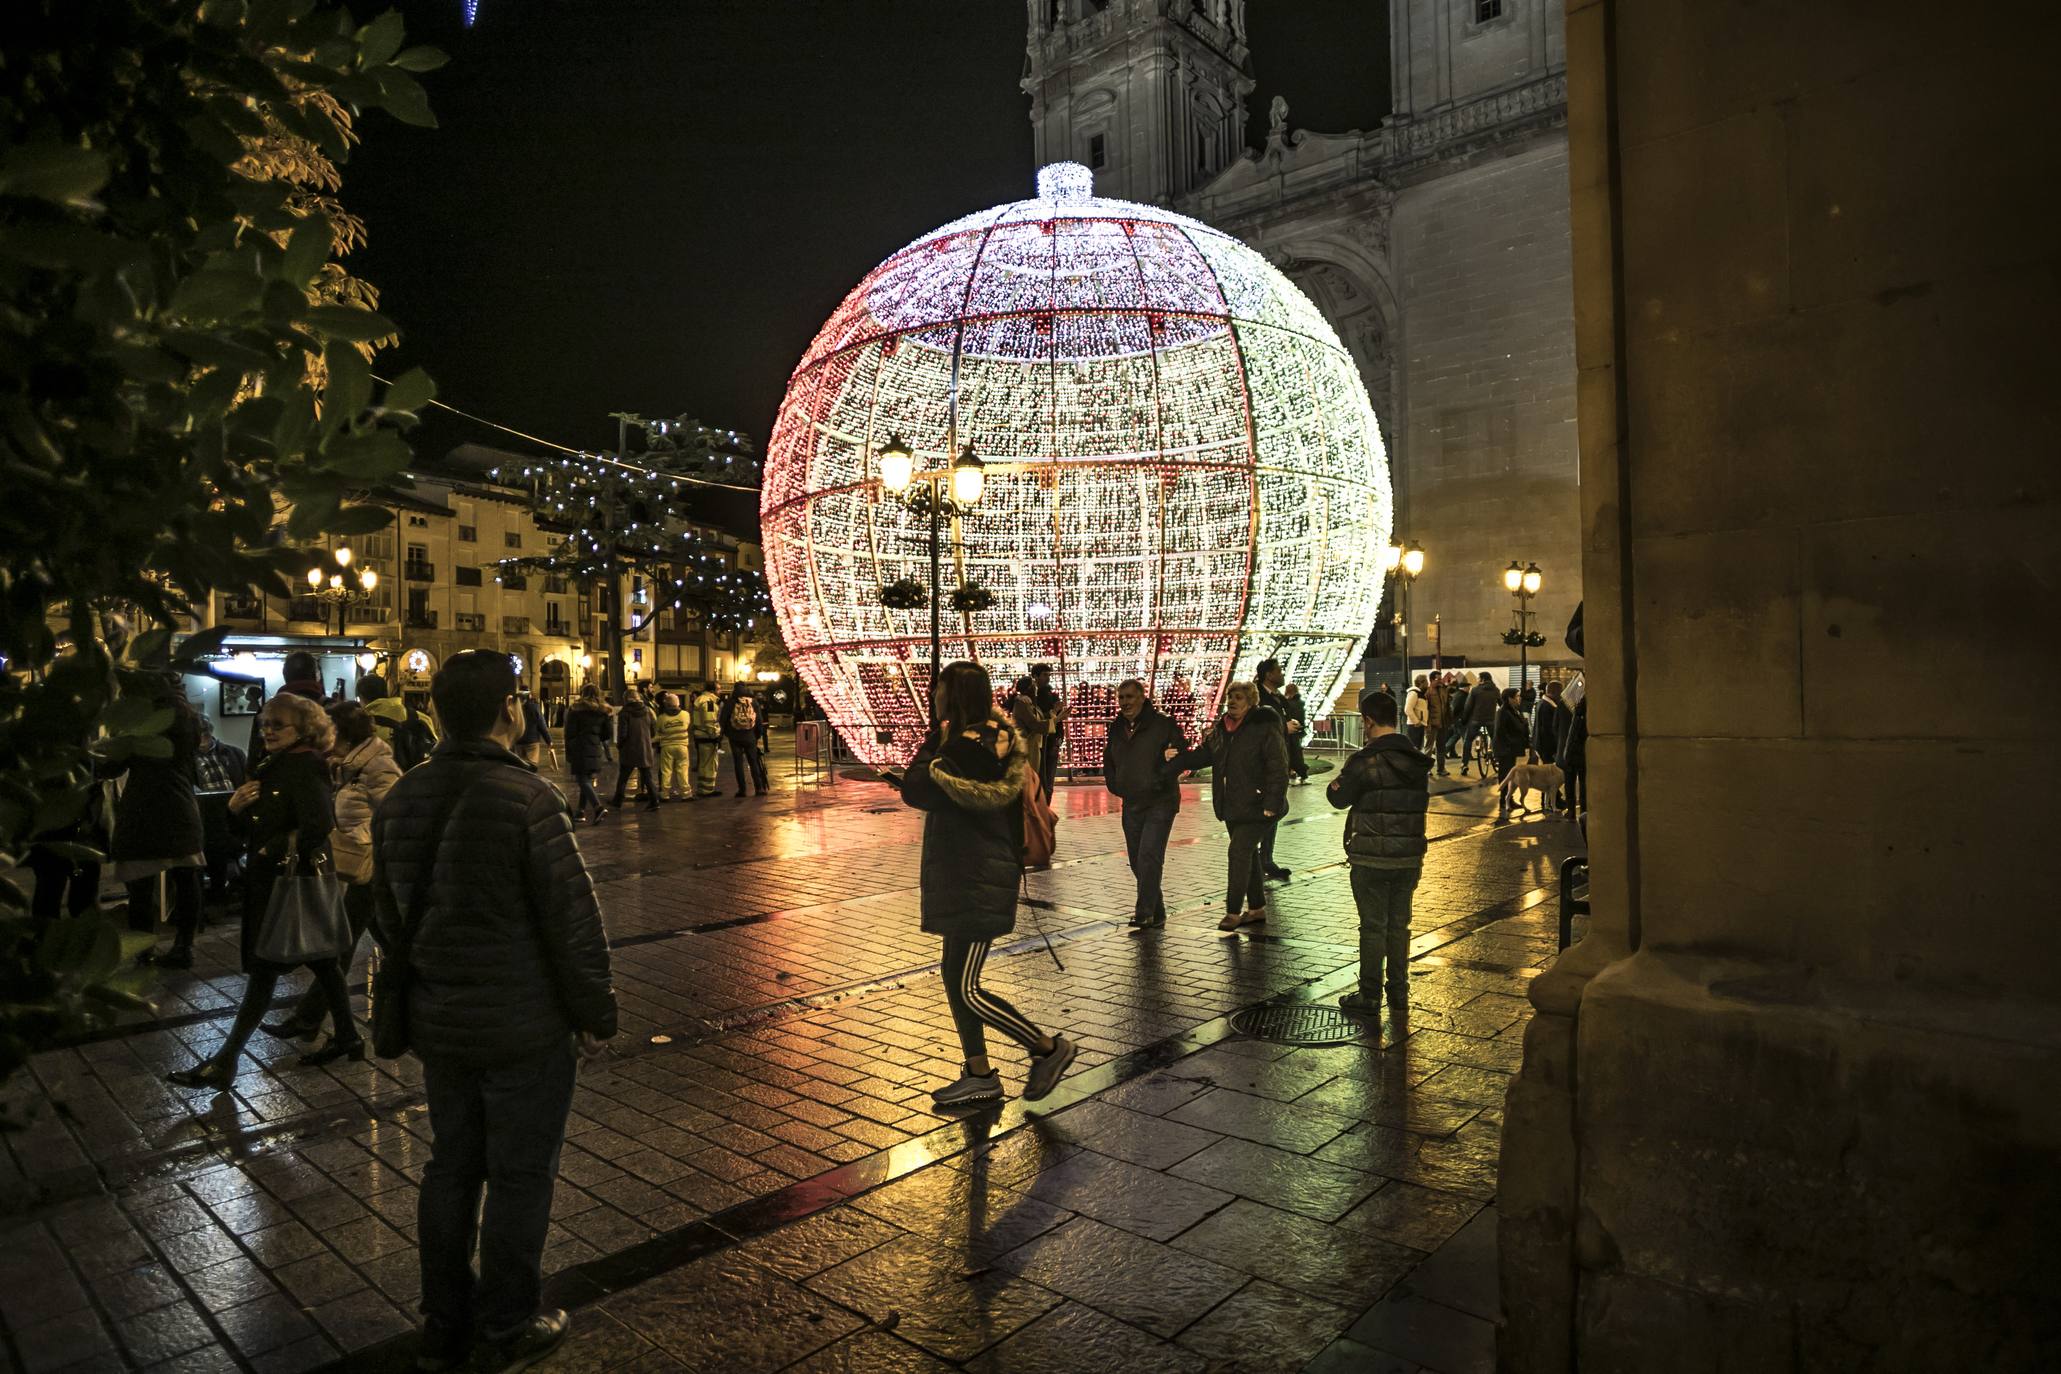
[762, 162, 1392, 767]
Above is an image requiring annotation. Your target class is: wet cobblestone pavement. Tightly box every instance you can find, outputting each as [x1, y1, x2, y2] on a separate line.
[1, 738, 1584, 1373]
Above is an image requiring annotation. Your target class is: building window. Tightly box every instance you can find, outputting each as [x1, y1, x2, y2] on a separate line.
[407, 515, 428, 528]
[457, 524, 476, 542]
[504, 531, 522, 549]
[1088, 133, 1106, 170]
[455, 566, 482, 587]
[1474, 0, 1504, 21]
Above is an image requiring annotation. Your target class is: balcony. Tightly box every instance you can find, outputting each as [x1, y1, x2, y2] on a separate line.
[501, 616, 530, 636]
[219, 593, 263, 621]
[544, 617, 568, 637]
[346, 605, 388, 626]
[453, 612, 486, 632]
[544, 577, 568, 595]
[404, 561, 435, 582]
[498, 573, 527, 591]
[406, 610, 438, 630]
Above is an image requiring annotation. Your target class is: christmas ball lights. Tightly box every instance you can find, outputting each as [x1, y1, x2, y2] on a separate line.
[763, 163, 1391, 768]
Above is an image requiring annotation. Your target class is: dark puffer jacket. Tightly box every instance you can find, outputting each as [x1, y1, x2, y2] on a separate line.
[1327, 733, 1432, 869]
[107, 704, 203, 863]
[1174, 705, 1289, 824]
[1102, 704, 1187, 810]
[372, 738, 617, 1066]
[564, 702, 613, 774]
[900, 720, 1027, 940]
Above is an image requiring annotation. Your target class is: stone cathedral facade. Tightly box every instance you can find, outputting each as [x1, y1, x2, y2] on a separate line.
[1023, 0, 1577, 666]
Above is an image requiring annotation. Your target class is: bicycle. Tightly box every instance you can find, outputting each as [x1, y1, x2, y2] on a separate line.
[1466, 726, 1496, 777]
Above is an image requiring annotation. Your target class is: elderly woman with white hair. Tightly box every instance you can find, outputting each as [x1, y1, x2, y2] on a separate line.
[169, 691, 355, 1088]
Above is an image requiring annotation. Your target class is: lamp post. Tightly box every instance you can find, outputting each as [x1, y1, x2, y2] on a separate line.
[1382, 539, 1426, 699]
[1501, 560, 1545, 691]
[875, 435, 987, 698]
[307, 546, 377, 637]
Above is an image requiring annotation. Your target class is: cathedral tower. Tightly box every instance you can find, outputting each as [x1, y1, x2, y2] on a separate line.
[1021, 1, 1254, 205]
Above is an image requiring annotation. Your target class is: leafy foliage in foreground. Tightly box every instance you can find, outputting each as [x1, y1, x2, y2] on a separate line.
[0, 0, 442, 1086]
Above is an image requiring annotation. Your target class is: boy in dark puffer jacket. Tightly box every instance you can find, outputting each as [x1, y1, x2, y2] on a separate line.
[1327, 687, 1432, 1019]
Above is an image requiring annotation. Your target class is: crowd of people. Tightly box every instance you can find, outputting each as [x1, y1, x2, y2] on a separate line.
[19, 641, 1592, 1371]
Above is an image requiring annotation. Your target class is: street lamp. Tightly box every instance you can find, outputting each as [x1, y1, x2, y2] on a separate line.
[875, 436, 988, 700]
[1383, 539, 1426, 700]
[307, 546, 376, 637]
[1501, 560, 1546, 691]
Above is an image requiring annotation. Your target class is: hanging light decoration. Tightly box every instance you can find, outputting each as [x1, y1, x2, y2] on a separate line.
[761, 162, 1392, 767]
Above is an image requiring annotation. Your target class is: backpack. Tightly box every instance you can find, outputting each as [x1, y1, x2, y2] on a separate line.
[727, 695, 757, 732]
[392, 703, 434, 771]
[1022, 771, 1058, 869]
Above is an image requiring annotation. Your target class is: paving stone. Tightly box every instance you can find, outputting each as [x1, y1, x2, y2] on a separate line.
[1346, 1290, 1497, 1374]
[992, 1216, 1246, 1338]
[114, 1301, 214, 1365]
[184, 1255, 278, 1314]
[804, 1231, 1066, 1363]
[1168, 1136, 1385, 1222]
[305, 1287, 412, 1352]
[13, 1307, 119, 1374]
[1392, 1207, 1499, 1322]
[1174, 1278, 1354, 1373]
[271, 1251, 365, 1308]
[1165, 1088, 1357, 1154]
[1171, 1198, 1423, 1309]
[606, 1250, 863, 1373]
[781, 1329, 957, 1373]
[1334, 1181, 1487, 1253]
[1294, 1076, 1482, 1136]
[730, 1206, 904, 1281]
[942, 1129, 1084, 1190]
[91, 1263, 188, 1321]
[850, 1163, 1071, 1263]
[212, 1293, 315, 1357]
[1016, 1150, 1234, 1243]
[245, 1332, 340, 1373]
[1303, 1334, 1422, 1373]
[1042, 1100, 1221, 1170]
[963, 1301, 1206, 1373]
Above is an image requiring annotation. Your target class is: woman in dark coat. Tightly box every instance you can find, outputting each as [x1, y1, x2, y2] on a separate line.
[900, 661, 1074, 1109]
[610, 687, 659, 811]
[1170, 681, 1289, 931]
[1493, 688, 1531, 783]
[169, 691, 352, 1087]
[563, 684, 613, 822]
[105, 676, 205, 968]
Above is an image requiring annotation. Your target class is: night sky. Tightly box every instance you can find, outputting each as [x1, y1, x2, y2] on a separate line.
[347, 1, 1389, 483]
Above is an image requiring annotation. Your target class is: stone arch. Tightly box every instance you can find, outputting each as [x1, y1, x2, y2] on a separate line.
[1264, 234, 1400, 454]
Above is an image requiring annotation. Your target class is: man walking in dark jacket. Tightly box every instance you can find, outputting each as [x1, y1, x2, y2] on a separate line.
[1103, 680, 1188, 929]
[1459, 671, 1499, 777]
[1327, 689, 1431, 1019]
[371, 651, 617, 1374]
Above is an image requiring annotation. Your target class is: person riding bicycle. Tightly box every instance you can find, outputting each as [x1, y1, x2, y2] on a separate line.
[1460, 672, 1498, 778]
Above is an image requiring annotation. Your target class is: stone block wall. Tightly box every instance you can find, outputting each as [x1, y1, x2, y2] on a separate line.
[1391, 138, 1579, 663]
[1498, 0, 2061, 1369]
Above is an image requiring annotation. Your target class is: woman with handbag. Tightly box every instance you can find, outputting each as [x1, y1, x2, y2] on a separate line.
[259, 702, 402, 1043]
[899, 661, 1074, 1109]
[169, 692, 354, 1088]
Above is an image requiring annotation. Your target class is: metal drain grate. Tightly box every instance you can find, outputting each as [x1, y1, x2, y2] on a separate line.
[1229, 1003, 1367, 1045]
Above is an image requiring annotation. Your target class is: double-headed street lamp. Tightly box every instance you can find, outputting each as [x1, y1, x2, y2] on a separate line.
[307, 545, 377, 638]
[1382, 539, 1426, 695]
[875, 435, 987, 698]
[1501, 559, 1545, 691]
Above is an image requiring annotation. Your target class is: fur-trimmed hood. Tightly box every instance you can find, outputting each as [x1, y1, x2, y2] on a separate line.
[926, 720, 1031, 813]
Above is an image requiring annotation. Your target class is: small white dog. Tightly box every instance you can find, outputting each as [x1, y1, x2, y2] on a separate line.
[1499, 760, 1565, 817]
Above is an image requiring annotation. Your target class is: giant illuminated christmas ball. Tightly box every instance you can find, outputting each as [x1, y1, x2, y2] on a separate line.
[763, 163, 1391, 768]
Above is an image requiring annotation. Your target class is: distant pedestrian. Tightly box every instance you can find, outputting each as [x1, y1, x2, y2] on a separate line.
[1169, 681, 1289, 931]
[1282, 683, 1311, 784]
[249, 650, 327, 766]
[1421, 672, 1449, 777]
[654, 692, 693, 800]
[1007, 675, 1054, 793]
[1253, 659, 1296, 879]
[264, 701, 401, 1044]
[1102, 679, 1188, 929]
[193, 716, 248, 898]
[1460, 671, 1498, 776]
[1328, 688, 1430, 1019]
[105, 675, 205, 970]
[1030, 663, 1066, 790]
[901, 661, 1074, 1109]
[724, 686, 768, 796]
[371, 650, 617, 1374]
[1405, 675, 1430, 751]
[611, 686, 659, 811]
[562, 685, 612, 823]
[1493, 687, 1530, 788]
[359, 673, 438, 772]
[689, 685, 724, 797]
[516, 689, 551, 768]
[1557, 693, 1588, 823]
[169, 691, 350, 1087]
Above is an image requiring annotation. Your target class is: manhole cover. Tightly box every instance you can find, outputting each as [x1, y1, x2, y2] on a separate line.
[1228, 1003, 1367, 1045]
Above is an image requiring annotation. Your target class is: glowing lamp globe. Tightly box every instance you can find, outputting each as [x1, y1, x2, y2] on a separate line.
[762, 163, 1392, 767]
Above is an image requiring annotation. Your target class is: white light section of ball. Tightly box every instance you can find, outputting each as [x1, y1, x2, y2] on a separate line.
[762, 162, 1391, 768]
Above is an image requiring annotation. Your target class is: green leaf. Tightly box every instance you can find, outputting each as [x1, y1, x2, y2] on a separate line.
[287, 485, 341, 538]
[280, 213, 332, 287]
[172, 626, 232, 665]
[382, 367, 435, 414]
[0, 142, 110, 205]
[126, 627, 175, 666]
[170, 267, 265, 321]
[323, 340, 373, 419]
[370, 68, 437, 129]
[357, 9, 406, 67]
[0, 221, 138, 272]
[304, 304, 396, 342]
[319, 428, 411, 480]
[325, 505, 398, 536]
[391, 45, 450, 73]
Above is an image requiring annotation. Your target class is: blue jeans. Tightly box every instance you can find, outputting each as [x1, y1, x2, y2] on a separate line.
[419, 1041, 578, 1340]
[1350, 866, 1419, 1004]
[1121, 799, 1176, 922]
